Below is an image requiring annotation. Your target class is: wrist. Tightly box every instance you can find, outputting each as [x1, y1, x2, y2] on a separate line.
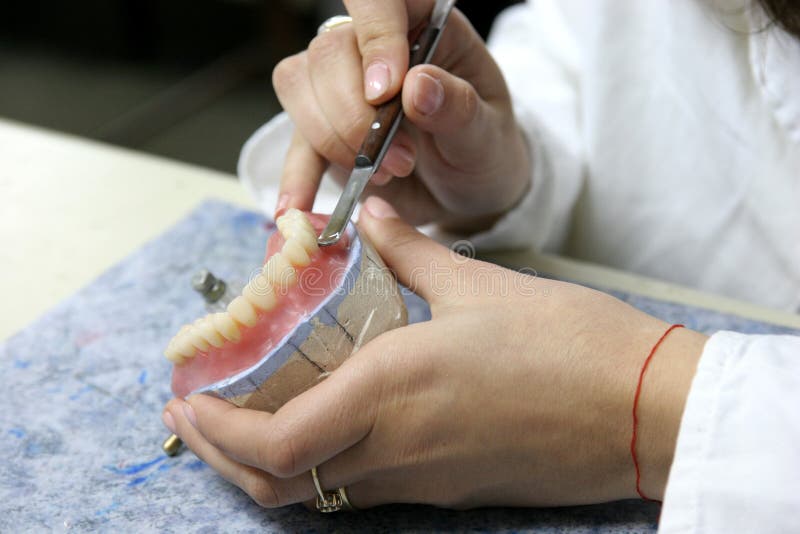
[635, 327, 707, 500]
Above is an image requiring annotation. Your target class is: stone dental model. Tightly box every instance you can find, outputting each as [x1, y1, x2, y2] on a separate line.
[164, 209, 407, 412]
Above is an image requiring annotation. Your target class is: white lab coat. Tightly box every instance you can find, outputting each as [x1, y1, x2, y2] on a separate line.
[237, 0, 799, 530]
[477, 0, 800, 313]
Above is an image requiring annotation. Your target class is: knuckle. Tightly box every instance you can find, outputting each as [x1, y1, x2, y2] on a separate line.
[317, 130, 348, 164]
[338, 111, 370, 150]
[306, 34, 328, 61]
[357, 22, 404, 58]
[262, 426, 299, 478]
[246, 476, 282, 508]
[307, 31, 343, 63]
[458, 82, 479, 125]
[272, 54, 304, 97]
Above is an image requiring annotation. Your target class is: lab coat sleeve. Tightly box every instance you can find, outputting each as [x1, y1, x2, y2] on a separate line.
[660, 331, 800, 533]
[468, 1, 586, 252]
[237, 112, 295, 216]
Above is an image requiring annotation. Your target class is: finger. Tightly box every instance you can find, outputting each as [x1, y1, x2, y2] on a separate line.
[277, 129, 327, 214]
[308, 27, 418, 179]
[184, 361, 379, 479]
[358, 195, 462, 307]
[306, 27, 371, 157]
[378, 130, 417, 179]
[178, 395, 390, 510]
[402, 64, 494, 168]
[400, 9, 513, 166]
[272, 52, 355, 172]
[342, 0, 417, 103]
[164, 399, 313, 507]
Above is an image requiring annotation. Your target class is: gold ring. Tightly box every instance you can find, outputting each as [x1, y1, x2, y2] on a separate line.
[338, 486, 355, 511]
[311, 466, 343, 513]
[317, 15, 353, 35]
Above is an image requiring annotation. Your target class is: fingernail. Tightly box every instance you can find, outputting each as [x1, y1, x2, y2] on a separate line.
[182, 402, 197, 429]
[365, 61, 390, 101]
[364, 196, 398, 219]
[371, 171, 393, 186]
[275, 193, 290, 214]
[162, 410, 176, 434]
[386, 144, 415, 172]
[413, 72, 444, 116]
[379, 145, 413, 179]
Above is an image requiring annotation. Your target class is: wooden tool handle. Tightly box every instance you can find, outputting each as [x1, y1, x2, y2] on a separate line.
[354, 24, 442, 169]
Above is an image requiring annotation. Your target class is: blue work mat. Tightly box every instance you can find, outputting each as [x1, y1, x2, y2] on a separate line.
[2, 200, 796, 533]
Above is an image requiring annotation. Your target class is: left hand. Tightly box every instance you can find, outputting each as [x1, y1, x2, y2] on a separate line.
[163, 197, 706, 509]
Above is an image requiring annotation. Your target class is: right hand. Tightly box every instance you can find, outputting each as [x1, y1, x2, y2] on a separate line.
[273, 0, 531, 231]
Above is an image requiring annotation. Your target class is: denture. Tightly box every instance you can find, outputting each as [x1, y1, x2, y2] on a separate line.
[164, 209, 408, 412]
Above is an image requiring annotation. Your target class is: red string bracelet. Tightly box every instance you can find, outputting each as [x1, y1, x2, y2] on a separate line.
[630, 323, 684, 502]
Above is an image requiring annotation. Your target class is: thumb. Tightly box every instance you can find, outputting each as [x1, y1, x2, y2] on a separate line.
[359, 196, 461, 309]
[401, 64, 502, 168]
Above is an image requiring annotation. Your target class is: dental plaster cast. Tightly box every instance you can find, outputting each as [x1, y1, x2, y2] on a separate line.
[164, 209, 408, 412]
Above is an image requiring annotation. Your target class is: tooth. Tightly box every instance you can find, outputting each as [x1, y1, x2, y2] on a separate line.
[264, 253, 297, 289]
[282, 239, 311, 267]
[283, 224, 319, 255]
[195, 316, 225, 348]
[282, 208, 307, 223]
[187, 325, 210, 352]
[212, 312, 241, 342]
[227, 296, 257, 328]
[284, 207, 302, 218]
[278, 210, 314, 237]
[243, 274, 277, 311]
[172, 332, 197, 358]
[164, 343, 184, 364]
[276, 217, 291, 233]
[290, 215, 315, 235]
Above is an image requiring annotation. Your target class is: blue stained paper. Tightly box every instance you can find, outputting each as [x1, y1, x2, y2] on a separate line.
[1, 200, 795, 533]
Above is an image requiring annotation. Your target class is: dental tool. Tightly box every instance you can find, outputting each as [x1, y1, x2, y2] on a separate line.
[317, 0, 457, 246]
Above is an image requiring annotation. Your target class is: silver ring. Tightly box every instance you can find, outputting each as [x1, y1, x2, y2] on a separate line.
[317, 15, 353, 35]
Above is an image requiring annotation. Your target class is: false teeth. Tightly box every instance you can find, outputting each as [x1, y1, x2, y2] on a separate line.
[264, 253, 297, 289]
[282, 239, 311, 267]
[164, 343, 184, 364]
[187, 325, 210, 352]
[243, 274, 277, 311]
[212, 312, 241, 342]
[285, 227, 318, 255]
[172, 332, 197, 358]
[278, 210, 318, 252]
[228, 296, 258, 328]
[195, 317, 225, 348]
[280, 208, 313, 228]
[165, 209, 324, 366]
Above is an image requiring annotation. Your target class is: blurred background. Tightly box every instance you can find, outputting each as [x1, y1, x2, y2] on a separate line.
[0, 0, 520, 173]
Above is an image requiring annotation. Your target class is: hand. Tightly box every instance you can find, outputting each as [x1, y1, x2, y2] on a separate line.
[163, 197, 706, 509]
[273, 0, 531, 231]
